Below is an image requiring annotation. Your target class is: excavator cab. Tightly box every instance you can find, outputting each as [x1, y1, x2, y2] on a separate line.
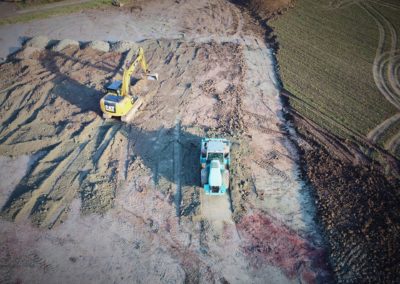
[106, 81, 122, 96]
[101, 80, 135, 118]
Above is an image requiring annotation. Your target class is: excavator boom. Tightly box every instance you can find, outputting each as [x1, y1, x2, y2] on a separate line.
[121, 47, 156, 97]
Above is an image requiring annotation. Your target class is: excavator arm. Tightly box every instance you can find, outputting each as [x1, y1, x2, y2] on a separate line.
[121, 47, 152, 97]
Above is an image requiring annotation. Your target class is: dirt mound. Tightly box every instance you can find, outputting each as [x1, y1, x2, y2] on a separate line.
[13, 46, 42, 60]
[0, 45, 120, 227]
[110, 40, 139, 53]
[240, 0, 295, 20]
[52, 39, 80, 52]
[24, 35, 51, 49]
[85, 40, 110, 52]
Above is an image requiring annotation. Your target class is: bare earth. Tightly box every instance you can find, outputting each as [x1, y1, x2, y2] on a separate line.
[0, 1, 331, 283]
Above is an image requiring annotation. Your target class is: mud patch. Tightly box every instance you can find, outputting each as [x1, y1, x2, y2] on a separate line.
[238, 211, 332, 282]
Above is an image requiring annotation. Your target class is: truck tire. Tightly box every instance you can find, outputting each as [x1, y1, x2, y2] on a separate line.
[201, 168, 208, 186]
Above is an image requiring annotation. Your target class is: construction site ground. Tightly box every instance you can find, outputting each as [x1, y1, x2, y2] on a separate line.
[0, 1, 333, 283]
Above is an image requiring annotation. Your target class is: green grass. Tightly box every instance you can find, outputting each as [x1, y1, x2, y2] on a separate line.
[0, 0, 124, 26]
[269, 0, 400, 157]
[17, 0, 66, 9]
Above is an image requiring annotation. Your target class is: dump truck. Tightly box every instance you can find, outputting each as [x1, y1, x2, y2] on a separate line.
[200, 138, 230, 195]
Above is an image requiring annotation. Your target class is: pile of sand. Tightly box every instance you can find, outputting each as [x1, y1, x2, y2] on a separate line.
[52, 39, 80, 52]
[24, 35, 51, 49]
[110, 40, 138, 53]
[85, 40, 110, 52]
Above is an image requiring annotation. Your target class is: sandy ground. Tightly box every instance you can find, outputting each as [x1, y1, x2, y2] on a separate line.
[0, 0, 331, 283]
[1, 0, 247, 60]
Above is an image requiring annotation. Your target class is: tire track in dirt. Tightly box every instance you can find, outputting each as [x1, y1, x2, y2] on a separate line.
[8, 118, 104, 226]
[327, 0, 400, 10]
[92, 123, 122, 167]
[386, 130, 400, 155]
[376, 50, 400, 96]
[370, 0, 400, 10]
[0, 47, 130, 227]
[367, 112, 400, 142]
[14, 144, 88, 222]
[360, 3, 400, 109]
[357, 2, 400, 153]
[326, 0, 363, 10]
[0, 78, 55, 136]
[229, 1, 243, 38]
[329, 0, 400, 154]
[369, 4, 400, 101]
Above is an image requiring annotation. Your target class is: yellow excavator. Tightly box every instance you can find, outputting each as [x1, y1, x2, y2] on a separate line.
[100, 47, 158, 121]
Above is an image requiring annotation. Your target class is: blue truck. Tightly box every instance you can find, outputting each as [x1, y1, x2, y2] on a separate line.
[200, 138, 230, 195]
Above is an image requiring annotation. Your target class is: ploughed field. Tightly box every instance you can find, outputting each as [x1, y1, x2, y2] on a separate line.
[270, 0, 400, 159]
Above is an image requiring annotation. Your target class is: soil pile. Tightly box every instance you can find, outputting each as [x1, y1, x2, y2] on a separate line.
[52, 39, 80, 52]
[239, 0, 295, 20]
[85, 40, 110, 52]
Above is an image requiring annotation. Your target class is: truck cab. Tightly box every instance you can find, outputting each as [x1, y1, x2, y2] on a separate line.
[200, 138, 230, 195]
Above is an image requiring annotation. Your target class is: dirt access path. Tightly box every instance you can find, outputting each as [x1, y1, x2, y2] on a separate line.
[0, 0, 331, 283]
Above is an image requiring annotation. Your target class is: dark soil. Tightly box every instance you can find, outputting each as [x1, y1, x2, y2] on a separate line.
[294, 120, 400, 283]
[233, 0, 295, 20]
[237, 211, 333, 283]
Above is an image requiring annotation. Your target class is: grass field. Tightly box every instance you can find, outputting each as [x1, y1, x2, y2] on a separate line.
[269, 0, 400, 158]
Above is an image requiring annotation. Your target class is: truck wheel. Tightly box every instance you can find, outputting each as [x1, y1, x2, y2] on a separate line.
[201, 168, 208, 186]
